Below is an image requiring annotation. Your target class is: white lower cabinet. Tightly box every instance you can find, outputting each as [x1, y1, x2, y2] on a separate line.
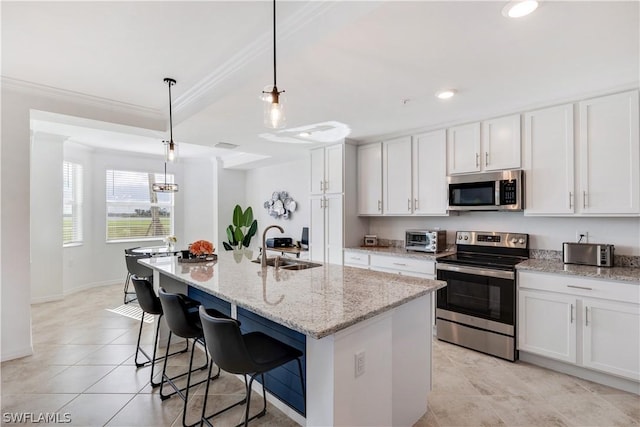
[518, 271, 640, 381]
[369, 254, 435, 278]
[310, 194, 343, 265]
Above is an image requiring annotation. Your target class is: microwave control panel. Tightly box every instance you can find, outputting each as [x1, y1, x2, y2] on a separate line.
[499, 179, 518, 205]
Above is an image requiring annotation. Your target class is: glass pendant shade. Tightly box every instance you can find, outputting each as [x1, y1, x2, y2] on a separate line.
[152, 182, 179, 193]
[264, 88, 285, 129]
[165, 140, 178, 162]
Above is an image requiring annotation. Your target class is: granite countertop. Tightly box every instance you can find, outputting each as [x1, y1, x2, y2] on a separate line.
[140, 252, 445, 339]
[517, 259, 640, 283]
[344, 246, 455, 260]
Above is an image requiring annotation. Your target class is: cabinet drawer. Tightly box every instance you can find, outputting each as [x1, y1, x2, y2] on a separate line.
[344, 251, 369, 267]
[370, 254, 435, 275]
[518, 271, 639, 304]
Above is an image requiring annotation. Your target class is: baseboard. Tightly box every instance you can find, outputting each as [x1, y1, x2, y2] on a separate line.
[1, 346, 34, 362]
[519, 351, 640, 395]
[63, 279, 121, 297]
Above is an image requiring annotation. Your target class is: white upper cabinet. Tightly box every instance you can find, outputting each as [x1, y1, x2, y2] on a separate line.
[447, 115, 521, 175]
[357, 143, 382, 215]
[310, 144, 343, 195]
[413, 130, 448, 215]
[447, 122, 481, 174]
[383, 136, 413, 215]
[482, 114, 521, 171]
[578, 90, 639, 215]
[524, 104, 575, 215]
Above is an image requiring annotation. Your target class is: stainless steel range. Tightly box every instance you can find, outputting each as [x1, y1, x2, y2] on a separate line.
[436, 231, 529, 361]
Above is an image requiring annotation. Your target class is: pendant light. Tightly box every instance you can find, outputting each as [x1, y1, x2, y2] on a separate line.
[262, 0, 286, 129]
[152, 78, 179, 193]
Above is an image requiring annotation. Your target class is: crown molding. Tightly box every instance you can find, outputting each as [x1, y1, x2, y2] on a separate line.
[172, 1, 337, 114]
[1, 76, 163, 120]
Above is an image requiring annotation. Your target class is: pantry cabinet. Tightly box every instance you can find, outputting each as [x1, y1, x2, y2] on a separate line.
[518, 270, 640, 381]
[309, 193, 343, 265]
[447, 114, 521, 175]
[578, 90, 639, 215]
[357, 143, 382, 215]
[310, 144, 343, 195]
[524, 90, 640, 216]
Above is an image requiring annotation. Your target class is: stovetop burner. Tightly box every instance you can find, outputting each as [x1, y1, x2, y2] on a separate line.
[439, 231, 530, 271]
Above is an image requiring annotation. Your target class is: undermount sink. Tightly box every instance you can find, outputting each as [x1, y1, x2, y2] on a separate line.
[251, 257, 322, 270]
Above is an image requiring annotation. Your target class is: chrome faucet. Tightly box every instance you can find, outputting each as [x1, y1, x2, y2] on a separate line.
[261, 225, 284, 267]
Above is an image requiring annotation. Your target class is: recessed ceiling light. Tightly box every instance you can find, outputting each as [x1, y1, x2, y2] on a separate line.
[502, 0, 539, 18]
[299, 132, 311, 137]
[435, 89, 457, 100]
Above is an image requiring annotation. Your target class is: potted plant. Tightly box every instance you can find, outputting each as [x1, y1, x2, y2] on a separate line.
[222, 205, 258, 251]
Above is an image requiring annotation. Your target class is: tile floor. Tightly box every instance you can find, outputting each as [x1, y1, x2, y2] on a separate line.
[1, 283, 638, 427]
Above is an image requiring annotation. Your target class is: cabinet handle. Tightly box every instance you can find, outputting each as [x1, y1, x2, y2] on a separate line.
[319, 198, 324, 209]
[393, 262, 407, 266]
[414, 198, 418, 210]
[485, 152, 489, 167]
[320, 180, 323, 191]
[378, 200, 382, 211]
[569, 192, 573, 209]
[585, 306, 589, 326]
[475, 153, 479, 167]
[324, 198, 328, 209]
[570, 303, 574, 324]
[324, 180, 328, 191]
[567, 285, 592, 291]
[408, 199, 411, 211]
[583, 191, 587, 209]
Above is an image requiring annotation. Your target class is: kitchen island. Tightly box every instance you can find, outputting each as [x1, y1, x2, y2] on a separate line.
[140, 251, 445, 427]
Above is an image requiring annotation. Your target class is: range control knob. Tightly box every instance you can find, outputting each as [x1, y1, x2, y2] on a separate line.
[464, 235, 469, 241]
[518, 238, 526, 244]
[458, 235, 463, 240]
[510, 238, 518, 244]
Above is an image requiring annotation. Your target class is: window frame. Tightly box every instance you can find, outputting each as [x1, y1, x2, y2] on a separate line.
[63, 160, 83, 246]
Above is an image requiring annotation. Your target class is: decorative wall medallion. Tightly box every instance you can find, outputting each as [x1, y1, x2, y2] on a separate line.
[264, 191, 296, 219]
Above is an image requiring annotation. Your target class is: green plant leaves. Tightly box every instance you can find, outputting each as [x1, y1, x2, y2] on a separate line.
[227, 205, 257, 249]
[226, 225, 236, 245]
[232, 205, 243, 227]
[243, 206, 253, 227]
[234, 226, 244, 243]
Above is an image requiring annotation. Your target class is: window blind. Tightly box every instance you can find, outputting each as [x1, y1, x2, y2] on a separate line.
[105, 169, 174, 241]
[63, 161, 83, 245]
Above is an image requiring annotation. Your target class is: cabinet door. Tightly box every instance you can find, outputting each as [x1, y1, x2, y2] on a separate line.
[447, 123, 481, 174]
[324, 194, 343, 265]
[582, 298, 640, 381]
[482, 114, 521, 171]
[383, 136, 412, 215]
[578, 90, 640, 215]
[310, 148, 325, 195]
[518, 289, 577, 364]
[524, 104, 575, 215]
[309, 196, 325, 262]
[413, 130, 447, 215]
[324, 144, 343, 194]
[357, 143, 383, 215]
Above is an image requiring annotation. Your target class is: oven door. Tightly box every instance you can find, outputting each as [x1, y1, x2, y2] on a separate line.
[436, 263, 515, 327]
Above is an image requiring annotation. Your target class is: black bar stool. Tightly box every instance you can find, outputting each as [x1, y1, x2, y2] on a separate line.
[124, 250, 152, 304]
[157, 288, 234, 427]
[130, 276, 190, 387]
[198, 306, 305, 427]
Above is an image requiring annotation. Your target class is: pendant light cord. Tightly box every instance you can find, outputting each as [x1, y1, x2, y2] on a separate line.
[168, 79, 174, 144]
[272, 0, 277, 88]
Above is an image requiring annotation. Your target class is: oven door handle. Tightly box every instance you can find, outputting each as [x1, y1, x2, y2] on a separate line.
[436, 263, 515, 280]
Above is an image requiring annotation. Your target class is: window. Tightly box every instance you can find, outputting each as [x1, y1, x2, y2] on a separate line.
[63, 161, 83, 245]
[106, 169, 174, 242]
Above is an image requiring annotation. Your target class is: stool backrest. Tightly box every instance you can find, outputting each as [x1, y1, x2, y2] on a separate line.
[199, 306, 254, 375]
[125, 253, 153, 278]
[158, 288, 202, 339]
[131, 276, 162, 315]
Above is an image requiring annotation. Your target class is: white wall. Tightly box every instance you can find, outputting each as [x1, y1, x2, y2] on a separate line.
[367, 214, 640, 256]
[1, 83, 165, 361]
[217, 165, 248, 250]
[30, 133, 65, 303]
[182, 157, 217, 247]
[244, 158, 311, 250]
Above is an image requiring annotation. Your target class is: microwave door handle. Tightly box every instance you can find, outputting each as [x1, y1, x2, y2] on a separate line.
[495, 181, 500, 206]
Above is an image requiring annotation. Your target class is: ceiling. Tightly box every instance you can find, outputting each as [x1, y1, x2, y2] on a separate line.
[3, 1, 638, 168]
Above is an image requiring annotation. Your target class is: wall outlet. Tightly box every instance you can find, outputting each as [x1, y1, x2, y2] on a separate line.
[576, 231, 589, 243]
[354, 351, 365, 377]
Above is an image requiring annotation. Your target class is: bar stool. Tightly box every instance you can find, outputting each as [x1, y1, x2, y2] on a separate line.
[130, 276, 190, 387]
[157, 288, 233, 427]
[198, 306, 305, 427]
[124, 250, 152, 304]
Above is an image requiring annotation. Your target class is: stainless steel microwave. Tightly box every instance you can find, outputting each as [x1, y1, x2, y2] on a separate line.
[448, 170, 524, 211]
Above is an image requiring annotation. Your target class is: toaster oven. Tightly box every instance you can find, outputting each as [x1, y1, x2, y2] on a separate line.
[405, 230, 447, 253]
